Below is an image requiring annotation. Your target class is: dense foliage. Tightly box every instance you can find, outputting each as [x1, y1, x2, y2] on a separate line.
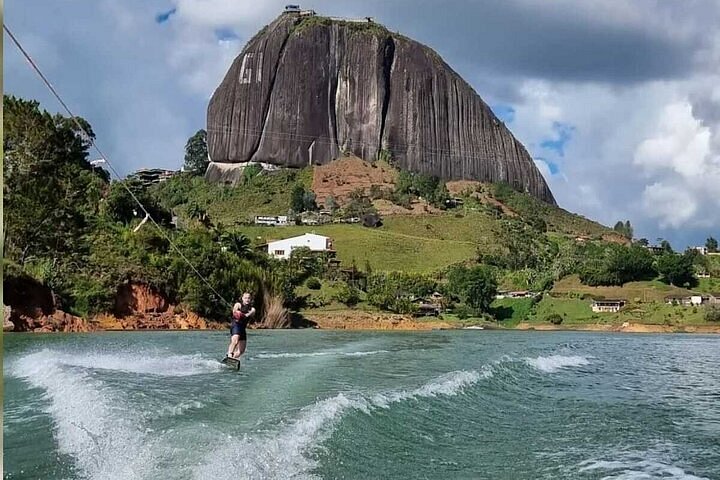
[613, 220, 634, 239]
[707, 237, 718, 253]
[183, 129, 208, 175]
[656, 252, 696, 287]
[579, 244, 656, 286]
[394, 170, 450, 208]
[2, 96, 291, 320]
[444, 265, 498, 314]
[706, 305, 720, 322]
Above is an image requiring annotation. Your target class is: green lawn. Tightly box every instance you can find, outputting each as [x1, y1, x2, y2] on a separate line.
[551, 275, 696, 302]
[235, 221, 479, 273]
[528, 295, 711, 326]
[491, 298, 535, 327]
[696, 277, 720, 294]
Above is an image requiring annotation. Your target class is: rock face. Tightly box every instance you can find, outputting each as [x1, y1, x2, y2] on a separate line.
[3, 275, 94, 332]
[207, 12, 555, 204]
[3, 275, 218, 332]
[4, 305, 15, 332]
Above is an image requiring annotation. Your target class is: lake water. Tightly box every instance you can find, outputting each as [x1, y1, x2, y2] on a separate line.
[3, 330, 719, 479]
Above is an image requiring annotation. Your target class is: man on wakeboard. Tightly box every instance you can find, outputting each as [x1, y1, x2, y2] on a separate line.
[226, 292, 255, 359]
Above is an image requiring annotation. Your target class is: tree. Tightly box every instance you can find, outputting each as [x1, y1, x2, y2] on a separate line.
[579, 244, 656, 286]
[3, 95, 107, 266]
[290, 184, 306, 213]
[660, 240, 673, 253]
[220, 231, 253, 258]
[342, 194, 376, 218]
[613, 220, 633, 239]
[183, 129, 208, 176]
[657, 252, 695, 287]
[706, 237, 718, 253]
[325, 195, 338, 213]
[624, 220, 634, 239]
[445, 265, 497, 314]
[302, 191, 318, 212]
[636, 238, 649, 246]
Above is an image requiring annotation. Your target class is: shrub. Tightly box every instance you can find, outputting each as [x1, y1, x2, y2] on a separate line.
[705, 305, 720, 322]
[242, 163, 263, 184]
[335, 283, 361, 306]
[545, 313, 563, 325]
[306, 277, 322, 290]
[388, 297, 419, 315]
[68, 276, 114, 317]
[453, 303, 474, 320]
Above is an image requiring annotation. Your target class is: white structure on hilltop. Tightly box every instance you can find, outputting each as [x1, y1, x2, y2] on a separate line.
[266, 233, 334, 260]
[693, 246, 708, 255]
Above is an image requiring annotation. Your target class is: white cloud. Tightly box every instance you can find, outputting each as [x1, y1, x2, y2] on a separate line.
[173, 0, 277, 28]
[641, 183, 698, 229]
[533, 159, 552, 181]
[634, 101, 711, 178]
[164, 22, 242, 96]
[505, 79, 720, 241]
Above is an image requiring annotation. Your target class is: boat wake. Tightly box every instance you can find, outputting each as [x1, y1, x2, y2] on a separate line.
[8, 349, 592, 480]
[11, 351, 157, 480]
[524, 355, 590, 373]
[193, 369, 487, 479]
[579, 457, 710, 479]
[26, 350, 224, 376]
[254, 350, 388, 359]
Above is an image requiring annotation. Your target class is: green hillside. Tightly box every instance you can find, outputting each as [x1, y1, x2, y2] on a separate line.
[153, 165, 618, 274]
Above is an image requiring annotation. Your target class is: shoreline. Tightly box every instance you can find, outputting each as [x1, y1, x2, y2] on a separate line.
[5, 308, 720, 334]
[6, 324, 720, 334]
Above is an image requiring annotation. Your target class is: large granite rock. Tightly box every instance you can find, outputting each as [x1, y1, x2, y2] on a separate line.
[207, 12, 555, 204]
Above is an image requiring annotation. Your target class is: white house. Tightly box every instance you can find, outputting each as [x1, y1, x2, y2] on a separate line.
[266, 233, 333, 260]
[255, 215, 288, 226]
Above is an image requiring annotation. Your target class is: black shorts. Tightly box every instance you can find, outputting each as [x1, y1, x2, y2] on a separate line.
[231, 325, 247, 341]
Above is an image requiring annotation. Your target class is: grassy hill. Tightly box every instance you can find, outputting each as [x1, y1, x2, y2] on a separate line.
[225, 222, 478, 272]
[486, 275, 718, 328]
[154, 161, 619, 274]
[551, 275, 697, 302]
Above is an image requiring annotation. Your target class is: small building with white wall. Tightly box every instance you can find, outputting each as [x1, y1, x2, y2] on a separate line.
[255, 215, 288, 226]
[591, 299, 625, 313]
[266, 233, 333, 260]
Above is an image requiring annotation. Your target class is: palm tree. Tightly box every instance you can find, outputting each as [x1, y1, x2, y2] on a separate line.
[186, 201, 210, 227]
[221, 231, 253, 258]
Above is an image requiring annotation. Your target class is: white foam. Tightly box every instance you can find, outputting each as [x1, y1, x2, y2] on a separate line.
[194, 369, 485, 479]
[255, 350, 388, 359]
[41, 351, 223, 377]
[524, 355, 590, 373]
[370, 369, 489, 408]
[154, 400, 206, 418]
[11, 350, 157, 480]
[579, 458, 710, 479]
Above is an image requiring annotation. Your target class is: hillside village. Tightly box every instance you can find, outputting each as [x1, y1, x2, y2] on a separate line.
[96, 147, 720, 333]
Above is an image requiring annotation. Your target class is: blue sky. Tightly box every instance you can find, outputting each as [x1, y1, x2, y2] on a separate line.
[4, 0, 720, 249]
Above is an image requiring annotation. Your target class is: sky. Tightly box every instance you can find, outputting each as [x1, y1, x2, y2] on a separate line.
[4, 0, 720, 249]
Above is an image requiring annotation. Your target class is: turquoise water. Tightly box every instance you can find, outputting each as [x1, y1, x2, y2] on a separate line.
[3, 330, 719, 479]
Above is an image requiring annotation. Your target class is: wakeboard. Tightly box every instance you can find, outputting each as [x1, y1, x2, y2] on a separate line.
[221, 355, 241, 370]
